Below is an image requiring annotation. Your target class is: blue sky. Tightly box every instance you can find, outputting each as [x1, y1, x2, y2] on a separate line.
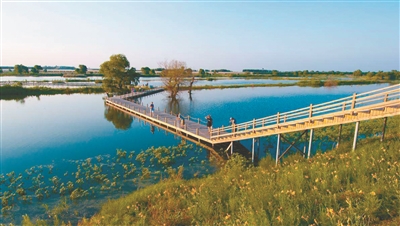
[1, 0, 399, 72]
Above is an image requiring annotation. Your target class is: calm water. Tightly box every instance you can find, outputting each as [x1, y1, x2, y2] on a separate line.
[0, 84, 389, 223]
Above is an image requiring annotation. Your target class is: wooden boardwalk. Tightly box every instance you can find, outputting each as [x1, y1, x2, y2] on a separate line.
[210, 84, 400, 143]
[105, 85, 400, 150]
[105, 88, 213, 144]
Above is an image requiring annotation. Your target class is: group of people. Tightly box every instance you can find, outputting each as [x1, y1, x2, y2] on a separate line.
[205, 115, 237, 133]
[148, 103, 237, 134]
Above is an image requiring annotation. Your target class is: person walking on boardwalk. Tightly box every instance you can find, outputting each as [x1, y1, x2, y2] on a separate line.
[150, 102, 154, 116]
[230, 117, 237, 133]
[177, 113, 185, 128]
[205, 115, 213, 133]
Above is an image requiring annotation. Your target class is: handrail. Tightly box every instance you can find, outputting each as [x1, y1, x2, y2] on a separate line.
[210, 84, 400, 139]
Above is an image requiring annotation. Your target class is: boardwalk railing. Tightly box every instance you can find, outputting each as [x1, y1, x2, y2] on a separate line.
[210, 84, 400, 140]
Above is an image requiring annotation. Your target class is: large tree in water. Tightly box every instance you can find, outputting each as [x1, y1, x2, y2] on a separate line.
[159, 60, 193, 100]
[100, 54, 139, 94]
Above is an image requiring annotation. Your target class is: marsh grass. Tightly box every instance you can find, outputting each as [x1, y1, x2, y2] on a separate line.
[76, 116, 400, 226]
[0, 143, 212, 225]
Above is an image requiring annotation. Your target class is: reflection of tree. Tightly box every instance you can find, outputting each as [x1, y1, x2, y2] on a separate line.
[104, 105, 133, 130]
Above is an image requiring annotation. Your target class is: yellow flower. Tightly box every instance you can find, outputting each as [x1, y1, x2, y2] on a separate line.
[370, 191, 376, 196]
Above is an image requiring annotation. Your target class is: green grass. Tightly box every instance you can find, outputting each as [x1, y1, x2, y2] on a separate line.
[76, 121, 400, 225]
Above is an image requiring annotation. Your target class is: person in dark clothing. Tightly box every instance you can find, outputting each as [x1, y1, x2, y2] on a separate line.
[205, 115, 213, 133]
[150, 102, 154, 116]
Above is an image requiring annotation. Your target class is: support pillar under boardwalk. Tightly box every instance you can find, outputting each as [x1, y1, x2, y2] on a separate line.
[308, 129, 314, 159]
[213, 141, 252, 159]
[337, 124, 342, 148]
[252, 138, 255, 163]
[381, 117, 387, 142]
[276, 134, 281, 165]
[277, 130, 307, 161]
[352, 121, 360, 151]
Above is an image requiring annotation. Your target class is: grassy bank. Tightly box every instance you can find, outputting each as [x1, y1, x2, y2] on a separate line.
[0, 85, 104, 100]
[77, 136, 400, 225]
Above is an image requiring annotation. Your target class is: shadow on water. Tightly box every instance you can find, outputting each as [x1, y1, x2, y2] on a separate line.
[104, 104, 133, 130]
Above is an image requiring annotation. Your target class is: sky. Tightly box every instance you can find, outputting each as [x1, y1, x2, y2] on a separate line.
[1, 0, 399, 72]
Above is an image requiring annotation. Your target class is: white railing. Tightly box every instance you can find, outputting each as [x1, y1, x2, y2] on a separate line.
[210, 84, 400, 140]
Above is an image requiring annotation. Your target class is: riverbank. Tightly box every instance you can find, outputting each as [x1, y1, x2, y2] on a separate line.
[0, 85, 104, 100]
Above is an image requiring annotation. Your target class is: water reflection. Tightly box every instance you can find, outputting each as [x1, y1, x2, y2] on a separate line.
[104, 105, 133, 130]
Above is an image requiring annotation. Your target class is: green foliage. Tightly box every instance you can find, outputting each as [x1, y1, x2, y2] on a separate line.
[80, 126, 400, 225]
[30, 65, 43, 74]
[198, 68, 206, 77]
[353, 69, 363, 77]
[14, 64, 29, 74]
[100, 54, 139, 94]
[74, 65, 87, 74]
[140, 67, 151, 75]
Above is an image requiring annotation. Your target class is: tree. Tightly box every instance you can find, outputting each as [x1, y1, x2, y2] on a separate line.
[198, 69, 206, 77]
[14, 64, 29, 74]
[100, 54, 139, 94]
[141, 67, 151, 75]
[75, 65, 88, 74]
[30, 65, 43, 74]
[353, 69, 362, 77]
[159, 60, 191, 100]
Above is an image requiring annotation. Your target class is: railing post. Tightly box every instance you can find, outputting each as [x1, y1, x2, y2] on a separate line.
[384, 93, 388, 102]
[196, 128, 199, 135]
[253, 119, 255, 133]
[351, 93, 356, 109]
[164, 117, 167, 123]
[276, 112, 280, 125]
[218, 128, 220, 135]
[188, 115, 190, 121]
[309, 104, 313, 119]
[342, 102, 346, 111]
[284, 115, 287, 123]
[262, 119, 265, 127]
